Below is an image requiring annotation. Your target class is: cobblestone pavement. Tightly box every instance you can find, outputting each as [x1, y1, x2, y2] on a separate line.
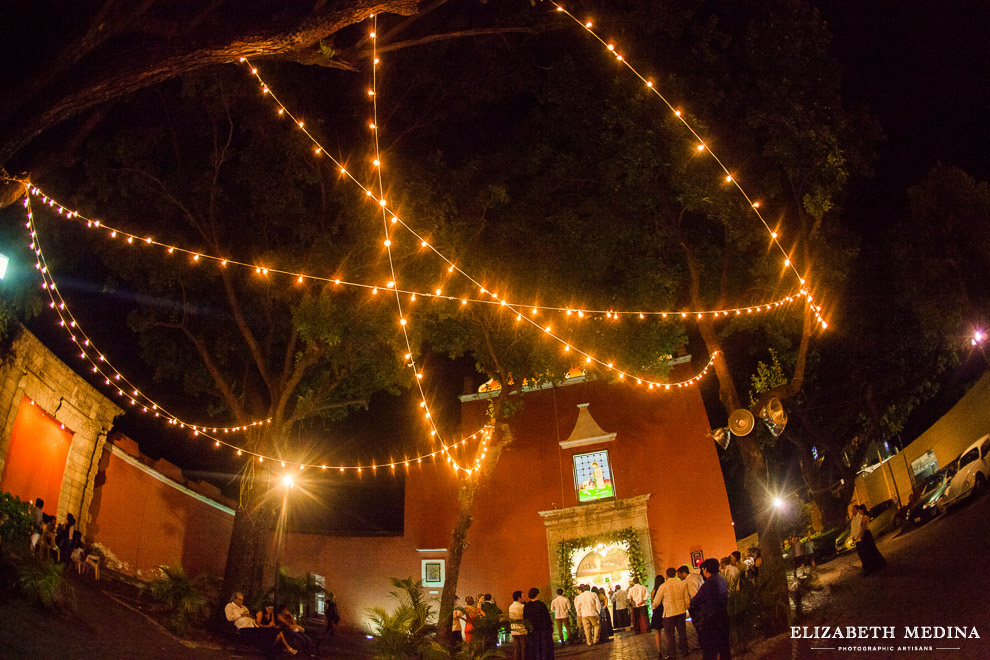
[555, 626, 700, 660]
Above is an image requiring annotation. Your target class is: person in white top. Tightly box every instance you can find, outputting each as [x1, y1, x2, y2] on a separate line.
[549, 588, 572, 644]
[225, 592, 258, 629]
[508, 590, 527, 659]
[654, 568, 689, 659]
[611, 584, 630, 630]
[721, 556, 741, 592]
[224, 592, 273, 652]
[573, 584, 601, 645]
[626, 577, 650, 633]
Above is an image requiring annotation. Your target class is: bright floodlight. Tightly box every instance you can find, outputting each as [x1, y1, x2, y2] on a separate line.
[772, 497, 784, 509]
[975, 330, 984, 343]
[282, 475, 294, 488]
[0, 253, 8, 280]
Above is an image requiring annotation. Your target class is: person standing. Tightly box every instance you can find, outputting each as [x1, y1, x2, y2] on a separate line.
[790, 534, 806, 578]
[549, 589, 571, 644]
[509, 590, 528, 659]
[852, 504, 887, 575]
[655, 568, 689, 659]
[594, 587, 612, 643]
[626, 577, 649, 634]
[574, 584, 601, 646]
[463, 596, 480, 643]
[722, 554, 741, 591]
[690, 558, 731, 660]
[612, 584, 630, 630]
[451, 595, 465, 646]
[650, 575, 666, 654]
[678, 564, 702, 649]
[523, 587, 555, 659]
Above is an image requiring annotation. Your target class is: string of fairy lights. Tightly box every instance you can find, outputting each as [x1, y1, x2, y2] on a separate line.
[21, 195, 492, 474]
[368, 15, 488, 475]
[233, 55, 801, 390]
[10, 4, 836, 478]
[20, 184, 808, 322]
[550, 2, 828, 330]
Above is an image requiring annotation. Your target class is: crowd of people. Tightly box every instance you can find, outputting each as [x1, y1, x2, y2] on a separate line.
[28, 498, 90, 571]
[487, 552, 753, 660]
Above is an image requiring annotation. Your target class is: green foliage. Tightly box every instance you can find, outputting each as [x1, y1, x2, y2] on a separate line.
[18, 557, 75, 612]
[366, 577, 447, 660]
[748, 348, 788, 407]
[728, 563, 789, 650]
[0, 491, 33, 551]
[146, 563, 218, 634]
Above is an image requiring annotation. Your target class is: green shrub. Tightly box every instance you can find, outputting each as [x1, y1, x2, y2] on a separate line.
[18, 557, 75, 611]
[0, 491, 33, 552]
[146, 563, 216, 634]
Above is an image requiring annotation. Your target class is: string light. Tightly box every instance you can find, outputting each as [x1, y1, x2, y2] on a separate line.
[23, 184, 802, 324]
[22, 195, 492, 474]
[550, 2, 828, 329]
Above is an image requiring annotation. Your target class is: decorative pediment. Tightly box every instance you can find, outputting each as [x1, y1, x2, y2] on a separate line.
[559, 403, 616, 448]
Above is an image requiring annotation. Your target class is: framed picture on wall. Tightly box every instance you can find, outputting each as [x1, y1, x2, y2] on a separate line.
[572, 450, 616, 503]
[422, 559, 445, 587]
[690, 550, 704, 568]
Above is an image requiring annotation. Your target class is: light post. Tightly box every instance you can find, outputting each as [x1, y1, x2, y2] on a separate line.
[273, 474, 293, 609]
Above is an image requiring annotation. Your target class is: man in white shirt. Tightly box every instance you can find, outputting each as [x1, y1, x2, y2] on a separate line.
[508, 590, 528, 659]
[721, 555, 741, 592]
[573, 584, 601, 646]
[549, 588, 572, 644]
[224, 592, 272, 651]
[224, 592, 257, 629]
[654, 569, 689, 659]
[612, 584, 629, 630]
[626, 577, 650, 633]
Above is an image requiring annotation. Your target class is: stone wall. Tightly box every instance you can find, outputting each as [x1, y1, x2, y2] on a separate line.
[0, 327, 122, 531]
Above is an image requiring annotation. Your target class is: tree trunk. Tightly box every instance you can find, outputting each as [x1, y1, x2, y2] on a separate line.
[681, 238, 795, 633]
[222, 469, 275, 603]
[436, 417, 512, 645]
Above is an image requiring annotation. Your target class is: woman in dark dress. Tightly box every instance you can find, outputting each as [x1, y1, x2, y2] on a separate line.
[593, 587, 613, 643]
[523, 588, 555, 660]
[854, 504, 887, 575]
[650, 575, 665, 651]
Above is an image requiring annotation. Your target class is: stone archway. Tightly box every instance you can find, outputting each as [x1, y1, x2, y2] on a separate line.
[539, 494, 654, 590]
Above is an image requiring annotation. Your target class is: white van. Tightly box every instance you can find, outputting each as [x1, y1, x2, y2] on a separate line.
[942, 434, 990, 508]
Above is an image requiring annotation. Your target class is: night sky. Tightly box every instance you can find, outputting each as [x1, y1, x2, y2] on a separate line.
[4, 0, 989, 536]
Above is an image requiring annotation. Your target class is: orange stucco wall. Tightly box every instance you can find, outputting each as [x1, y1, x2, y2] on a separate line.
[0, 396, 73, 516]
[87, 442, 234, 578]
[279, 374, 737, 628]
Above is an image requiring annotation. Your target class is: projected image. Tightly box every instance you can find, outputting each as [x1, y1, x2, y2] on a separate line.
[573, 450, 615, 502]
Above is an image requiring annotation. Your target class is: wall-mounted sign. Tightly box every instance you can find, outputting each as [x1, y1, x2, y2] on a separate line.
[690, 550, 704, 568]
[573, 450, 615, 503]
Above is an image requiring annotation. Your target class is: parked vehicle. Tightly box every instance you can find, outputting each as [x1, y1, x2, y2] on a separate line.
[834, 499, 898, 553]
[907, 464, 957, 526]
[941, 435, 990, 509]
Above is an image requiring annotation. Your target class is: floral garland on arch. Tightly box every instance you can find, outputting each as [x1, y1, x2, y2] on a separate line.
[555, 526, 648, 599]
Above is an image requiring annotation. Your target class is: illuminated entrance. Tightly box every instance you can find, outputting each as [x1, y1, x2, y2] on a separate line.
[0, 396, 73, 516]
[571, 542, 631, 591]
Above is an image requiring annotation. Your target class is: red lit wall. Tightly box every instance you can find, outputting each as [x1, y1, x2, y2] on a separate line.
[285, 374, 737, 627]
[0, 396, 72, 516]
[88, 445, 234, 578]
[405, 376, 737, 608]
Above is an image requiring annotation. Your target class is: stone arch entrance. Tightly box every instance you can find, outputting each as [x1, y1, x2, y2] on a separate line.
[539, 494, 655, 591]
[571, 542, 632, 591]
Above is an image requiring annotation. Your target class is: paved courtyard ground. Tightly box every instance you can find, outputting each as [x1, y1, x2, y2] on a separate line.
[2, 491, 985, 658]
